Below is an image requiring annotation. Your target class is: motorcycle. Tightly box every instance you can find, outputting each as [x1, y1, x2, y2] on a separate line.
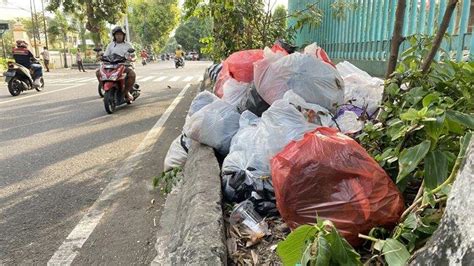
[142, 58, 147, 66]
[4, 61, 44, 96]
[97, 49, 141, 114]
[175, 57, 185, 69]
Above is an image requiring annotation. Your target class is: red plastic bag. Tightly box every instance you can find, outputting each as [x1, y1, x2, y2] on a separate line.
[271, 44, 288, 55]
[226, 49, 264, 83]
[304, 43, 336, 68]
[214, 50, 264, 98]
[214, 63, 230, 98]
[271, 128, 404, 246]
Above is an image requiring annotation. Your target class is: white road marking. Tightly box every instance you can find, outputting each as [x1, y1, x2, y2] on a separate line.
[47, 83, 192, 265]
[0, 84, 84, 106]
[138, 76, 155, 82]
[154, 76, 168, 82]
[183, 76, 194, 82]
[169, 76, 181, 82]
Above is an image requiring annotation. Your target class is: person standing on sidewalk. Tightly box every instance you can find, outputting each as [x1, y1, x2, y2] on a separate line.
[41, 47, 50, 72]
[76, 50, 86, 72]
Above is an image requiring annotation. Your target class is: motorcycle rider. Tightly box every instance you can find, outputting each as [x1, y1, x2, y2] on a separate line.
[140, 49, 148, 64]
[96, 26, 136, 102]
[175, 45, 185, 60]
[12, 40, 43, 86]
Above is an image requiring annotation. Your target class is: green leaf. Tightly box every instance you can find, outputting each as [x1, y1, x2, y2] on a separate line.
[424, 150, 449, 190]
[446, 110, 474, 129]
[424, 114, 446, 141]
[314, 235, 331, 266]
[405, 87, 427, 106]
[403, 213, 418, 229]
[400, 108, 420, 121]
[422, 93, 439, 107]
[325, 225, 362, 266]
[382, 238, 410, 266]
[386, 83, 400, 97]
[397, 141, 431, 183]
[277, 225, 318, 266]
[387, 120, 409, 141]
[301, 242, 314, 266]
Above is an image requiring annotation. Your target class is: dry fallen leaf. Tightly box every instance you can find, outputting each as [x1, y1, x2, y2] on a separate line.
[251, 250, 259, 265]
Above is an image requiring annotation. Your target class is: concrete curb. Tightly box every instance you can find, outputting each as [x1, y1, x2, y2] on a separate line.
[152, 142, 227, 265]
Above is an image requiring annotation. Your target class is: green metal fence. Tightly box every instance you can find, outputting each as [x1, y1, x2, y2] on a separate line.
[289, 0, 473, 73]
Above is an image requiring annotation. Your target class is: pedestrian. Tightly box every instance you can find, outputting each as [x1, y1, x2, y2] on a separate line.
[40, 46, 50, 72]
[76, 50, 86, 72]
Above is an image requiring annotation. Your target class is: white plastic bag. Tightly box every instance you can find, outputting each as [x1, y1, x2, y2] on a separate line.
[163, 135, 191, 172]
[335, 111, 365, 134]
[223, 100, 318, 178]
[336, 61, 384, 115]
[183, 99, 241, 155]
[188, 91, 219, 117]
[222, 78, 250, 107]
[283, 90, 335, 127]
[255, 53, 344, 112]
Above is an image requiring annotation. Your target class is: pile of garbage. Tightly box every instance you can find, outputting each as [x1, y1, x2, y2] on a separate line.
[163, 41, 404, 249]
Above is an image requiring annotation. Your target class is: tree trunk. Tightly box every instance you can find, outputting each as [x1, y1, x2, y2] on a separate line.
[421, 0, 459, 74]
[63, 34, 68, 68]
[385, 0, 407, 79]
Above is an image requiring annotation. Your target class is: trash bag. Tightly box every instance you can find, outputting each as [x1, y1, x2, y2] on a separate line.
[273, 39, 297, 54]
[237, 85, 270, 116]
[336, 61, 384, 115]
[283, 90, 335, 127]
[254, 47, 287, 95]
[222, 78, 250, 107]
[271, 127, 405, 246]
[188, 91, 219, 117]
[163, 134, 192, 172]
[213, 63, 230, 98]
[183, 99, 241, 155]
[255, 53, 344, 112]
[226, 49, 264, 83]
[304, 43, 336, 68]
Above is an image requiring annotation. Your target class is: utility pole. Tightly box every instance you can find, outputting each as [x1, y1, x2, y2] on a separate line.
[41, 0, 49, 49]
[29, 0, 39, 57]
[125, 15, 131, 43]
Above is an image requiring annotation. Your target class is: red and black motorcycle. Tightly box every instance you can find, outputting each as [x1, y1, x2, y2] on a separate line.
[97, 50, 140, 114]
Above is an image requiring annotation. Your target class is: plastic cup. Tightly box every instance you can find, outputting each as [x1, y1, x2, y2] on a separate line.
[230, 200, 269, 235]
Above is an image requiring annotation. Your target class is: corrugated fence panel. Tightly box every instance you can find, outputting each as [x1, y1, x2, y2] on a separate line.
[288, 0, 473, 65]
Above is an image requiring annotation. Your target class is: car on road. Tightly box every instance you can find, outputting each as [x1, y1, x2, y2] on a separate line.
[185, 52, 199, 61]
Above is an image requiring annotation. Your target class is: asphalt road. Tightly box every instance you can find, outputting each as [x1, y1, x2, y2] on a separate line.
[0, 60, 211, 265]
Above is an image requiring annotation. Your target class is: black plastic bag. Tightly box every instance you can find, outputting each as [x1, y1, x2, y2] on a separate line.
[237, 85, 270, 117]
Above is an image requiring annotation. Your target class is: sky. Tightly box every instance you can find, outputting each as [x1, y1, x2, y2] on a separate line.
[1, 0, 288, 21]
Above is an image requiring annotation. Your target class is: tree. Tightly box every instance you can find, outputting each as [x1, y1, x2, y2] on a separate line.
[48, 11, 76, 67]
[174, 16, 212, 53]
[47, 0, 126, 47]
[128, 0, 179, 51]
[183, 0, 322, 60]
[272, 5, 287, 40]
[161, 37, 177, 53]
[386, 0, 407, 79]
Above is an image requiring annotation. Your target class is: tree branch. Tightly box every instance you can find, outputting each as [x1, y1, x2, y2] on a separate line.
[385, 0, 407, 79]
[421, 0, 459, 74]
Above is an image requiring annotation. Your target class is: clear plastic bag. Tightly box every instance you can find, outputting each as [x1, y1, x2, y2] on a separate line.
[188, 91, 219, 117]
[336, 61, 384, 115]
[222, 78, 250, 107]
[255, 53, 344, 112]
[183, 99, 241, 155]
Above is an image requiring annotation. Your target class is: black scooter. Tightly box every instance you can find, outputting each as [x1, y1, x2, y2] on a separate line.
[3, 61, 44, 96]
